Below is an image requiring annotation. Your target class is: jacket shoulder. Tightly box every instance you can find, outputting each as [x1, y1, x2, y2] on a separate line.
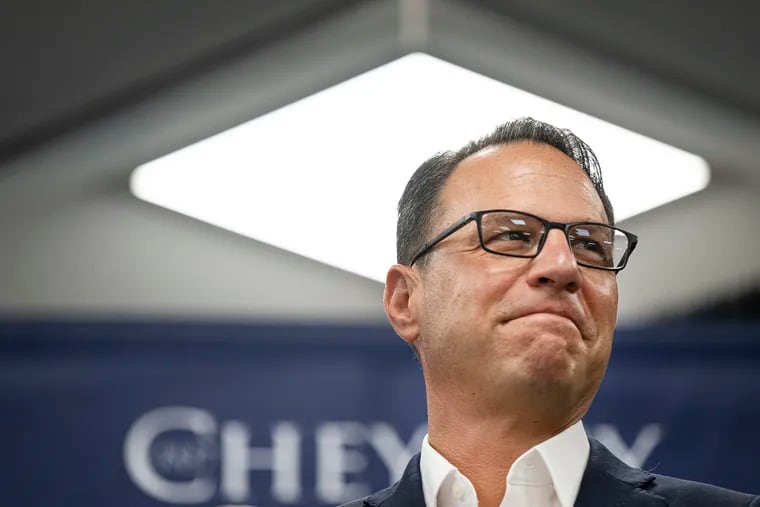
[648, 473, 759, 506]
[584, 437, 759, 507]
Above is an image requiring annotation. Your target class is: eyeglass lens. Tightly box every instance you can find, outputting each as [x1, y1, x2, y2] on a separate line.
[479, 211, 630, 268]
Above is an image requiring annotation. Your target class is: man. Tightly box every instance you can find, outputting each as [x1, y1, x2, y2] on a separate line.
[340, 118, 759, 507]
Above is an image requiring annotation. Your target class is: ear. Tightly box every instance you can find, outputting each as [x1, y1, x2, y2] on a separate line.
[383, 264, 421, 346]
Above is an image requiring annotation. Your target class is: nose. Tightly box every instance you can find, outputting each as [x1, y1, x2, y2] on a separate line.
[526, 229, 582, 293]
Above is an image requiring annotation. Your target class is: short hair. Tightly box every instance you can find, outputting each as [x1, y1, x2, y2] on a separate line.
[396, 117, 615, 267]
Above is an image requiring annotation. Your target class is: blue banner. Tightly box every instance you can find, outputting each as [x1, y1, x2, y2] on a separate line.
[1, 321, 758, 506]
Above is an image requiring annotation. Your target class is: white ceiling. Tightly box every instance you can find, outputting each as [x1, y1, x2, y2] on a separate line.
[1, 0, 759, 325]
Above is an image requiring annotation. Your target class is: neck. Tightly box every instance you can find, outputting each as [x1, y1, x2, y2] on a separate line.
[425, 386, 582, 507]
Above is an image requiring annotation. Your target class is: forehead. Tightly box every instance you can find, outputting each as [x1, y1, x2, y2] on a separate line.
[438, 141, 607, 224]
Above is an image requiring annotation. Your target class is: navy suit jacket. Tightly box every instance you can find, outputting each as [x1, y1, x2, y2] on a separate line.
[339, 438, 759, 506]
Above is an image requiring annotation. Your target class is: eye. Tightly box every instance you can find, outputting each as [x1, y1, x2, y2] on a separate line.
[573, 238, 604, 255]
[479, 213, 543, 254]
[570, 237, 613, 265]
[483, 227, 537, 254]
[496, 230, 533, 243]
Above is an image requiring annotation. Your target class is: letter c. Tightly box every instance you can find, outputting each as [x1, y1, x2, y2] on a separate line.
[124, 406, 217, 504]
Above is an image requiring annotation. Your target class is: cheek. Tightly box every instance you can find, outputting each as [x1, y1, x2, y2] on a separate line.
[441, 258, 508, 301]
[587, 275, 619, 328]
[479, 260, 526, 294]
[584, 277, 618, 371]
[421, 263, 506, 341]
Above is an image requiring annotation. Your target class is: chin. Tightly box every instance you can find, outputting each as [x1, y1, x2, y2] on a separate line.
[530, 328, 580, 359]
[518, 344, 580, 389]
[524, 367, 588, 413]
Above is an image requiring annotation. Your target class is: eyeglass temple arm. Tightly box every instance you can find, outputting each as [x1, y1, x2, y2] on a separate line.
[408, 213, 478, 267]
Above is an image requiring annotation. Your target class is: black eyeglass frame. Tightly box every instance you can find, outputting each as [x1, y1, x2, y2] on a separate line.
[408, 209, 639, 272]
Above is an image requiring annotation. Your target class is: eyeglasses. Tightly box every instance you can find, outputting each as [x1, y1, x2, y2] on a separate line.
[409, 209, 638, 272]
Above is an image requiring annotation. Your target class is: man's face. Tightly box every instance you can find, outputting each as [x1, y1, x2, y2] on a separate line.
[409, 141, 618, 418]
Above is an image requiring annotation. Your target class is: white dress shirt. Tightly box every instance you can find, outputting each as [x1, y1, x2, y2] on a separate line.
[420, 420, 590, 507]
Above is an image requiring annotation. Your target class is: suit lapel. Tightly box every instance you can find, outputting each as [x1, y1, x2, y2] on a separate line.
[364, 453, 425, 507]
[575, 438, 668, 507]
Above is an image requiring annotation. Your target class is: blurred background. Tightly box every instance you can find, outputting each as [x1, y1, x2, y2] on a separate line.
[1, 1, 759, 506]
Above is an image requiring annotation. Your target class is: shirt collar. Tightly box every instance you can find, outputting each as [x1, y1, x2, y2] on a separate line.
[533, 420, 590, 507]
[419, 420, 590, 507]
[420, 433, 459, 507]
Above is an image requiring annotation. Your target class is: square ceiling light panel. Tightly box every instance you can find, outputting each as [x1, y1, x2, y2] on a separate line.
[131, 52, 709, 282]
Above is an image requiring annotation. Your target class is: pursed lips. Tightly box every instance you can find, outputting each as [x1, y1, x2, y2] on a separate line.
[509, 304, 589, 341]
